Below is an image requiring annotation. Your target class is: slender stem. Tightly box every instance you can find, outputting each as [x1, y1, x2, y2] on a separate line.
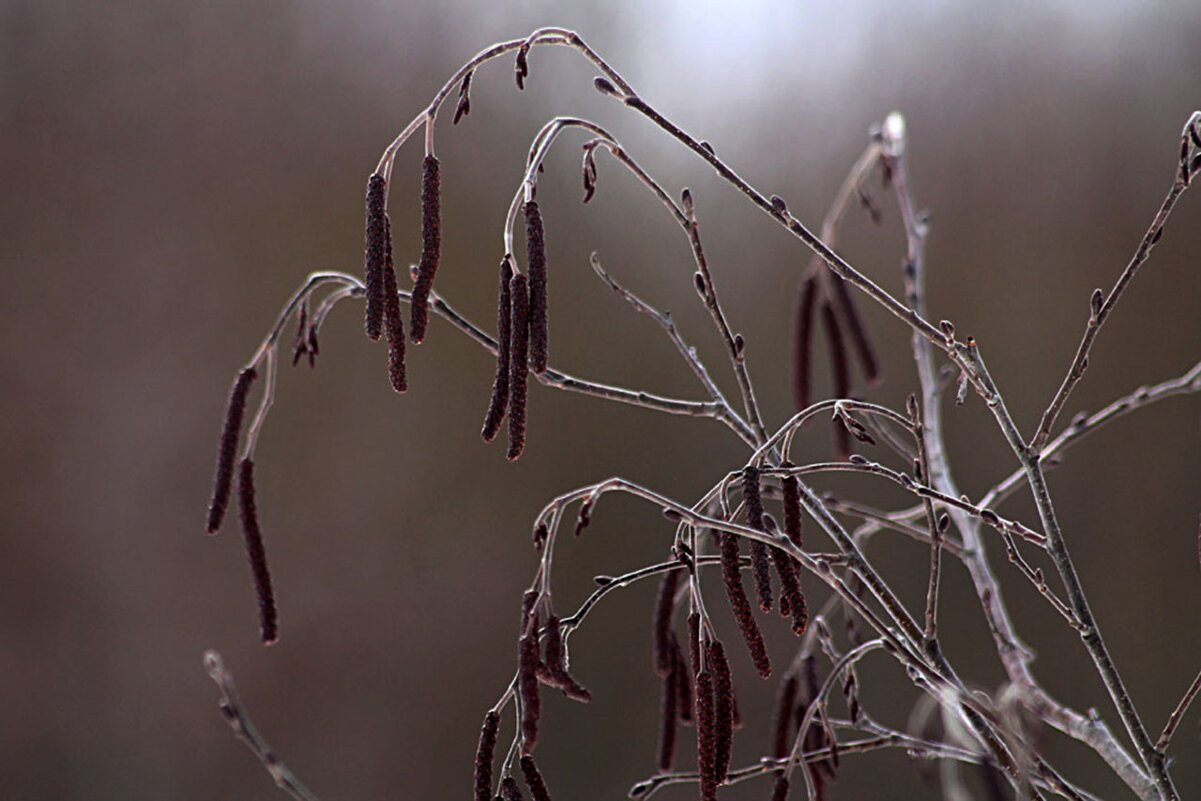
[1032, 130, 1197, 451]
[203, 651, 320, 801]
[1156, 666, 1201, 753]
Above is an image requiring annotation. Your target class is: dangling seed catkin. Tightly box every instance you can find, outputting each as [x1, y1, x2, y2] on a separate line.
[409, 155, 442, 343]
[652, 568, 682, 677]
[792, 274, 817, 413]
[363, 173, 388, 341]
[719, 532, 771, 678]
[507, 273, 530, 461]
[657, 645, 679, 771]
[743, 466, 773, 612]
[237, 459, 278, 644]
[481, 256, 514, 441]
[708, 640, 734, 783]
[695, 670, 718, 801]
[207, 367, 258, 534]
[381, 215, 407, 392]
[474, 710, 500, 801]
[519, 755, 552, 801]
[524, 202, 549, 374]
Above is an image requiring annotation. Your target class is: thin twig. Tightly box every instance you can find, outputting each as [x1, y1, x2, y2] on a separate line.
[203, 651, 320, 801]
[1156, 666, 1201, 753]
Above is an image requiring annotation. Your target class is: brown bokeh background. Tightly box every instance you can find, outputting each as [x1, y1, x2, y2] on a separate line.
[3, 2, 1200, 799]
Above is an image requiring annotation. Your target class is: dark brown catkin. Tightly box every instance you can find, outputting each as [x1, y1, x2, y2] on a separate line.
[482, 256, 514, 441]
[237, 459, 278, 644]
[695, 670, 718, 801]
[820, 303, 852, 459]
[708, 640, 734, 783]
[541, 615, 592, 702]
[781, 469, 804, 549]
[743, 466, 773, 613]
[792, 274, 817, 413]
[519, 755, 552, 801]
[499, 776, 524, 801]
[207, 367, 258, 534]
[524, 201, 549, 374]
[507, 273, 530, 461]
[672, 636, 693, 724]
[770, 675, 798, 759]
[652, 567, 683, 677]
[829, 272, 881, 385]
[409, 155, 442, 343]
[363, 173, 388, 341]
[381, 215, 407, 392]
[657, 645, 679, 771]
[719, 532, 772, 678]
[475, 711, 500, 801]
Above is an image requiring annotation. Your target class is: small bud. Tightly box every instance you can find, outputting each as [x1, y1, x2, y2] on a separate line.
[733, 333, 745, 357]
[700, 141, 715, 155]
[770, 195, 788, 215]
[515, 44, 530, 90]
[1150, 227, 1164, 246]
[939, 319, 955, 342]
[1089, 288, 1104, 322]
[681, 188, 694, 217]
[593, 76, 618, 97]
[693, 271, 706, 298]
[454, 70, 473, 125]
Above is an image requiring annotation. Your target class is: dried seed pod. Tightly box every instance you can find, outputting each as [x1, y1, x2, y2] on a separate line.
[792, 274, 817, 413]
[507, 273, 530, 460]
[481, 257, 514, 441]
[719, 532, 772, 678]
[475, 710, 500, 801]
[381, 215, 407, 392]
[237, 459, 278, 644]
[363, 173, 388, 341]
[524, 202, 549, 374]
[409, 155, 442, 343]
[770, 674, 798, 759]
[207, 367, 258, 534]
[652, 568, 683, 677]
[708, 640, 734, 783]
[657, 645, 679, 771]
[695, 670, 717, 801]
[519, 755, 552, 801]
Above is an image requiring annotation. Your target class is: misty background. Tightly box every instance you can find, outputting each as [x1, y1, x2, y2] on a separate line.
[2, 1, 1200, 799]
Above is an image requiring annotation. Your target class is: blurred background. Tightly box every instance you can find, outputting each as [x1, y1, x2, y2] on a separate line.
[2, 1, 1200, 799]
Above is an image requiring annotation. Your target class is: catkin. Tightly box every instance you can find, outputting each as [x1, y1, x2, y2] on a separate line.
[207, 367, 257, 534]
[792, 274, 817, 413]
[524, 201, 549, 374]
[481, 257, 514, 441]
[719, 532, 772, 678]
[237, 459, 278, 644]
[695, 670, 717, 801]
[657, 646, 679, 771]
[652, 568, 682, 677]
[363, 173, 388, 341]
[381, 215, 406, 392]
[820, 303, 851, 459]
[708, 640, 734, 783]
[409, 155, 442, 343]
[519, 755, 552, 801]
[507, 273, 530, 461]
[474, 711, 500, 801]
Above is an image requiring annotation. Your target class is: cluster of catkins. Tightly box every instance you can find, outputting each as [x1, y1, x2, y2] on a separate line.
[362, 153, 550, 463]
